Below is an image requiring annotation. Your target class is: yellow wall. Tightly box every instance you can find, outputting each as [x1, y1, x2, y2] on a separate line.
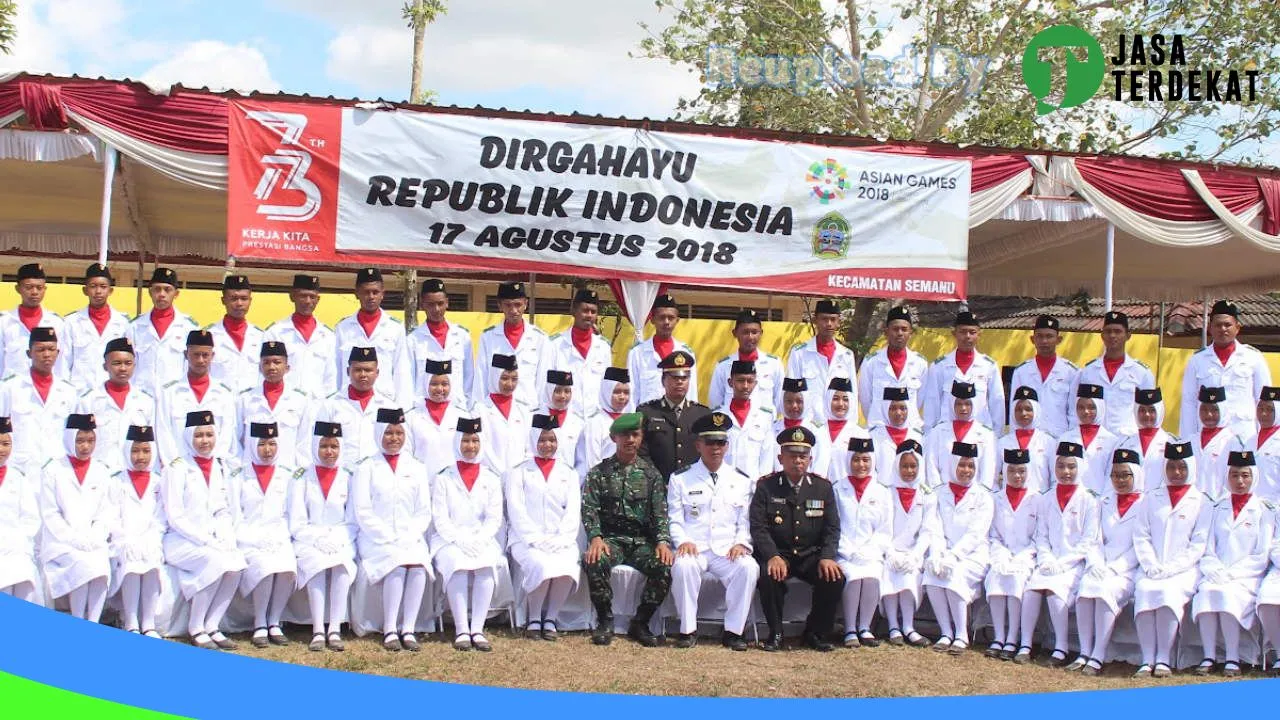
[13, 284, 1278, 434]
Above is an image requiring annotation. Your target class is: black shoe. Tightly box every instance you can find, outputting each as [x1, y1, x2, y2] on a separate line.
[722, 632, 748, 651]
[628, 619, 661, 647]
[804, 632, 835, 652]
[674, 632, 697, 649]
[591, 616, 614, 646]
[761, 632, 783, 652]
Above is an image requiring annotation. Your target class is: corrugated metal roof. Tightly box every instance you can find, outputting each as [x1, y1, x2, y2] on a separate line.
[980, 295, 1280, 333]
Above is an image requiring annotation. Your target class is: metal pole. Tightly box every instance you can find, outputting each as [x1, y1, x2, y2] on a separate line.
[1157, 301, 1165, 380]
[528, 273, 537, 320]
[1202, 295, 1210, 347]
[1104, 222, 1115, 311]
[98, 146, 117, 266]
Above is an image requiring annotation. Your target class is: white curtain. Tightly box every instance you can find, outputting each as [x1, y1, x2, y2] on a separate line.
[969, 167, 1032, 227]
[67, 110, 229, 191]
[0, 128, 100, 162]
[1182, 169, 1280, 252]
[617, 280, 661, 343]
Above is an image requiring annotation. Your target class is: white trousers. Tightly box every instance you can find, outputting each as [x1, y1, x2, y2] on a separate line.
[671, 551, 759, 635]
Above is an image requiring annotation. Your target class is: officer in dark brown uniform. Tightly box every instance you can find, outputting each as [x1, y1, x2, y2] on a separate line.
[638, 350, 710, 479]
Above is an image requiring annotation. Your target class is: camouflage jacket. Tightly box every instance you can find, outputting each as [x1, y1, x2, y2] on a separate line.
[582, 455, 671, 545]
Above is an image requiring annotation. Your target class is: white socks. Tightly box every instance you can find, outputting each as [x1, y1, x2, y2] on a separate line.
[1093, 602, 1118, 663]
[120, 571, 160, 632]
[68, 577, 107, 623]
[306, 567, 353, 635]
[206, 572, 240, 635]
[545, 576, 572, 622]
[1136, 607, 1180, 665]
[1045, 593, 1069, 653]
[882, 592, 917, 633]
[989, 595, 1022, 646]
[1, 582, 37, 603]
[252, 572, 296, 628]
[1019, 590, 1043, 648]
[926, 586, 953, 639]
[1076, 598, 1096, 658]
[841, 579, 881, 633]
[381, 566, 428, 634]
[446, 569, 495, 636]
[1198, 611, 1242, 662]
[1260, 604, 1280, 656]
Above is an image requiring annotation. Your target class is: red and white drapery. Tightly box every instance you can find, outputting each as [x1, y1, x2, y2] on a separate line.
[3, 75, 1280, 309]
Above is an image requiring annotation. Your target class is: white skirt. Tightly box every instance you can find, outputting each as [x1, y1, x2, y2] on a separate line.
[163, 532, 248, 599]
[43, 547, 111, 600]
[1078, 568, 1137, 614]
[882, 562, 924, 603]
[924, 558, 989, 603]
[109, 533, 165, 595]
[510, 541, 580, 593]
[837, 557, 884, 584]
[0, 546, 39, 591]
[356, 534, 432, 585]
[1133, 568, 1199, 615]
[293, 533, 357, 589]
[1192, 576, 1263, 627]
[984, 565, 1034, 599]
[433, 539, 503, 584]
[238, 526, 299, 595]
[1026, 561, 1085, 601]
[1256, 567, 1280, 606]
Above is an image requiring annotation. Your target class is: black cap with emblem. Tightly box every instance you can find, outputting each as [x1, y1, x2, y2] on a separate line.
[149, 267, 178, 286]
[814, 299, 840, 315]
[84, 262, 112, 282]
[531, 413, 560, 431]
[456, 417, 482, 434]
[490, 353, 517, 371]
[658, 351, 694, 373]
[848, 437, 874, 454]
[1261, 386, 1280, 402]
[496, 281, 526, 299]
[954, 310, 979, 328]
[693, 411, 733, 437]
[349, 346, 377, 363]
[896, 439, 923, 455]
[886, 305, 912, 325]
[734, 309, 763, 328]
[1012, 386, 1038, 402]
[546, 369, 573, 386]
[1112, 448, 1140, 465]
[376, 408, 405, 425]
[185, 410, 214, 428]
[951, 441, 978, 458]
[292, 274, 320, 290]
[882, 386, 910, 402]
[104, 338, 134, 357]
[1103, 311, 1129, 329]
[777, 425, 816, 450]
[421, 278, 446, 295]
[572, 288, 600, 305]
[1004, 448, 1030, 465]
[1228, 450, 1256, 467]
[0, 417, 13, 434]
[17, 263, 45, 281]
[250, 422, 279, 439]
[782, 377, 808, 393]
[652, 293, 678, 309]
[126, 425, 154, 442]
[603, 367, 629, 383]
[1077, 383, 1104, 400]
[950, 381, 977, 399]
[1199, 386, 1226, 404]
[424, 358, 452, 376]
[1164, 441, 1194, 460]
[828, 377, 853, 393]
[730, 360, 756, 376]
[314, 421, 342, 438]
[186, 330, 214, 347]
[260, 341, 287, 358]
[1135, 388, 1162, 405]
[1034, 315, 1059, 331]
[1057, 441, 1085, 458]
[1210, 299, 1240, 319]
[355, 268, 383, 286]
[28, 326, 57, 346]
[222, 274, 251, 291]
[66, 413, 97, 431]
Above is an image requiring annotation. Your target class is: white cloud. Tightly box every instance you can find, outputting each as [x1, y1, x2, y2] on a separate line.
[0, 1, 71, 76]
[141, 41, 280, 93]
[325, 25, 411, 92]
[45, 0, 124, 48]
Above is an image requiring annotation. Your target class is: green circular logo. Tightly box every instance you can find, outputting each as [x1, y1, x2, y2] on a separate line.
[1022, 24, 1105, 115]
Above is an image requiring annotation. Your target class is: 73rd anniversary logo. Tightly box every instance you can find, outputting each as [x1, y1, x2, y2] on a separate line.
[1022, 24, 1261, 114]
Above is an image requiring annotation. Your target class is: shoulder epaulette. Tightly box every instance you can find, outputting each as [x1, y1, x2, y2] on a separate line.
[292, 467, 306, 480]
[356, 456, 372, 465]
[528, 325, 546, 335]
[169, 457, 185, 468]
[732, 465, 749, 478]
[229, 467, 243, 478]
[758, 406, 775, 414]
[1084, 358, 1100, 367]
[437, 465, 453, 476]
[162, 380, 179, 389]
[215, 382, 233, 392]
[629, 339, 643, 351]
[1134, 359, 1150, 369]
[40, 458, 53, 470]
[483, 324, 498, 333]
[919, 483, 933, 495]
[550, 331, 563, 340]
[237, 386, 252, 395]
[671, 462, 694, 476]
[289, 388, 307, 396]
[933, 355, 947, 364]
[1263, 499, 1275, 511]
[811, 418, 826, 429]
[789, 342, 805, 352]
[1062, 358, 1079, 369]
[1086, 488, 1100, 498]
[763, 352, 779, 360]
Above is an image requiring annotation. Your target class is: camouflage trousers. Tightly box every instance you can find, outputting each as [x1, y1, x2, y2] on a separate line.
[584, 535, 672, 615]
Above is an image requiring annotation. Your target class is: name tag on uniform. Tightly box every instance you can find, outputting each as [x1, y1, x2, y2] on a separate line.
[770, 497, 787, 504]
[805, 509, 824, 517]
[806, 499, 824, 509]
[689, 490, 703, 495]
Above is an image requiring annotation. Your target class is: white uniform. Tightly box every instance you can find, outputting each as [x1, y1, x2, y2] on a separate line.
[1115, 430, 1173, 492]
[0, 465, 41, 595]
[0, 371, 79, 473]
[881, 484, 938, 603]
[76, 385, 155, 472]
[1133, 485, 1210, 615]
[352, 453, 432, 583]
[236, 382, 310, 470]
[922, 421, 997, 490]
[708, 352, 785, 411]
[262, 316, 338, 399]
[39, 456, 113, 600]
[667, 460, 757, 635]
[1057, 426, 1120, 495]
[985, 488, 1039, 598]
[833, 477, 893, 582]
[125, 309, 198, 397]
[923, 484, 994, 602]
[1008, 357, 1078, 438]
[772, 418, 830, 476]
[826, 421, 871, 482]
[1191, 495, 1272, 627]
[628, 336, 699, 407]
[1246, 428, 1280, 501]
[1074, 355, 1156, 436]
[542, 329, 612, 418]
[476, 322, 550, 410]
[406, 321, 475, 404]
[922, 351, 1005, 431]
[869, 426, 923, 486]
[1180, 341, 1272, 439]
[287, 465, 358, 589]
[106, 467, 167, 596]
[785, 338, 856, 423]
[303, 389, 398, 469]
[1079, 494, 1143, 612]
[230, 464, 300, 595]
[474, 397, 530, 477]
[162, 457, 247, 599]
[718, 403, 776, 483]
[1024, 486, 1100, 601]
[62, 307, 131, 391]
[994, 429, 1056, 493]
[333, 311, 413, 408]
[404, 400, 470, 477]
[207, 320, 265, 396]
[541, 410, 583, 469]
[504, 456, 581, 594]
[0, 308, 68, 379]
[155, 378, 239, 467]
[429, 462, 504, 583]
[1195, 429, 1239, 500]
[858, 347, 929, 431]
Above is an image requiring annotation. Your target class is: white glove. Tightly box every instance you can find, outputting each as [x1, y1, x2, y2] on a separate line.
[1146, 563, 1168, 580]
[1208, 567, 1230, 584]
[848, 549, 870, 564]
[1039, 560, 1061, 576]
[1086, 564, 1108, 580]
[314, 535, 335, 554]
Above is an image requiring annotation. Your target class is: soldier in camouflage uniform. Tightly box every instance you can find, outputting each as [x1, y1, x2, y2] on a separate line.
[582, 411, 674, 646]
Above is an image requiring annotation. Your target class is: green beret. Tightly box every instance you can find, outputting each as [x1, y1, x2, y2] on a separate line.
[609, 412, 644, 434]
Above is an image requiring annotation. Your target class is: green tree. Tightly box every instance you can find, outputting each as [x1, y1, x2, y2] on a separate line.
[0, 0, 16, 55]
[403, 0, 448, 105]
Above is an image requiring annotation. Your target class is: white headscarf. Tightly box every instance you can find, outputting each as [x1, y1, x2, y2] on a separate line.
[246, 424, 278, 466]
[312, 426, 341, 468]
[845, 439, 876, 485]
[454, 419, 482, 463]
[1134, 393, 1166, 431]
[1009, 387, 1042, 431]
[487, 354, 518, 399]
[1161, 446, 1198, 489]
[528, 417, 559, 459]
[63, 418, 94, 459]
[598, 371, 634, 414]
[1076, 387, 1107, 427]
[1053, 448, 1089, 487]
[1195, 388, 1224, 433]
[374, 409, 405, 454]
[541, 371, 573, 411]
[825, 381, 852, 422]
[888, 440, 924, 488]
[1110, 459, 1145, 497]
[940, 383, 978, 423]
[123, 426, 158, 472]
[879, 388, 910, 429]
[183, 419, 216, 460]
[948, 445, 978, 486]
[1002, 456, 1032, 489]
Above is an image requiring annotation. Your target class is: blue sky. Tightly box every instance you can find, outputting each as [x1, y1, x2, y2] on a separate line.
[1, 0, 1270, 165]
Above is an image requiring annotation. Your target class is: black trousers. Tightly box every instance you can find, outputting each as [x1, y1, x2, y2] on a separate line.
[756, 552, 844, 637]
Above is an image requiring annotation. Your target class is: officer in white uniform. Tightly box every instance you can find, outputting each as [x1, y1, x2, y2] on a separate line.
[475, 281, 550, 410]
[922, 310, 1005, 431]
[155, 330, 239, 467]
[406, 278, 474, 405]
[207, 274, 264, 396]
[543, 289, 613, 418]
[1073, 311, 1156, 436]
[1180, 300, 1272, 439]
[627, 292, 699, 407]
[0, 326, 78, 474]
[667, 411, 758, 651]
[236, 340, 310, 470]
[716, 360, 777, 482]
[63, 262, 130, 392]
[263, 274, 338, 399]
[0, 263, 67, 379]
[126, 267, 198, 397]
[304, 347, 398, 465]
[333, 268, 413, 408]
[858, 305, 928, 431]
[75, 337, 155, 471]
[708, 309, 785, 412]
[1007, 315, 1078, 438]
[786, 299, 856, 423]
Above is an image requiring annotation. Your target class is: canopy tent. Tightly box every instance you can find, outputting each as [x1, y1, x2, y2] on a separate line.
[2, 73, 1280, 318]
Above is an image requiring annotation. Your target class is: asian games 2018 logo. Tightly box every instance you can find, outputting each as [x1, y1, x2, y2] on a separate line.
[806, 158, 849, 204]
